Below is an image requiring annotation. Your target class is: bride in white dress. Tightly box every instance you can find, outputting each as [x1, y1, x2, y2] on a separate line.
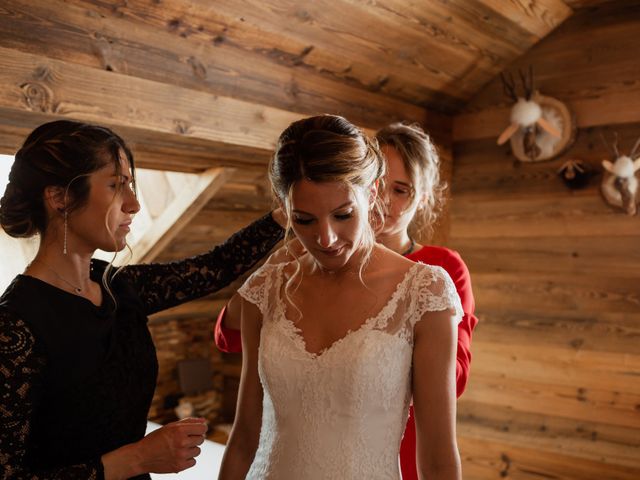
[218, 115, 462, 480]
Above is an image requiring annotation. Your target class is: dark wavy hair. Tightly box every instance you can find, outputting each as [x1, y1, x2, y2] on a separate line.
[0, 120, 135, 238]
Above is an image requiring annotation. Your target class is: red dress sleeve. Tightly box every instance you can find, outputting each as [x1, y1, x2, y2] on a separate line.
[214, 306, 243, 354]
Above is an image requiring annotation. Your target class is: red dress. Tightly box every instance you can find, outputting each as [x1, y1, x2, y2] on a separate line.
[214, 245, 477, 480]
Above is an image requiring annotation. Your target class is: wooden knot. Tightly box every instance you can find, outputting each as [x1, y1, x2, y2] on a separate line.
[174, 119, 191, 135]
[20, 82, 54, 113]
[187, 56, 207, 80]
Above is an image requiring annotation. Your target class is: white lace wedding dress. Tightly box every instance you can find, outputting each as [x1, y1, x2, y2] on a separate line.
[238, 261, 462, 480]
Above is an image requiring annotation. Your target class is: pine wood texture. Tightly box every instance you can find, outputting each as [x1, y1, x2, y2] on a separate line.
[451, 4, 640, 477]
[453, 3, 640, 141]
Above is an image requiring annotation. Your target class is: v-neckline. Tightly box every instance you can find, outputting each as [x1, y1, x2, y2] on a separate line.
[275, 262, 419, 359]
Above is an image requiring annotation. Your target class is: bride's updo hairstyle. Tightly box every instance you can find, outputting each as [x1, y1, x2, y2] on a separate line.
[269, 114, 386, 269]
[0, 120, 135, 239]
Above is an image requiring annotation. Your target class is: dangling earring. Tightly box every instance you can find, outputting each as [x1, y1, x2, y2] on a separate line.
[63, 209, 68, 255]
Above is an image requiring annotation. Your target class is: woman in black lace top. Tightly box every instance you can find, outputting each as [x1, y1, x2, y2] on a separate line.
[0, 121, 284, 479]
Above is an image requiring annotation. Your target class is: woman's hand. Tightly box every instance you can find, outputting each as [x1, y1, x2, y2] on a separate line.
[102, 418, 208, 479]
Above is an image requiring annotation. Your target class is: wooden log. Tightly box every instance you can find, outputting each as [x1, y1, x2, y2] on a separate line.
[462, 372, 639, 429]
[450, 193, 640, 238]
[0, 45, 303, 151]
[458, 431, 640, 479]
[0, 106, 274, 171]
[471, 308, 640, 355]
[448, 235, 640, 278]
[62, 0, 467, 110]
[470, 271, 640, 314]
[0, 0, 438, 130]
[458, 400, 640, 467]
[470, 340, 640, 395]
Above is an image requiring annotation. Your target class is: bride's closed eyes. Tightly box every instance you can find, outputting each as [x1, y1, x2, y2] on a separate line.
[293, 210, 354, 225]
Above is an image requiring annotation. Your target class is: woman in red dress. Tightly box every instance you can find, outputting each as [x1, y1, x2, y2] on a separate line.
[214, 122, 477, 480]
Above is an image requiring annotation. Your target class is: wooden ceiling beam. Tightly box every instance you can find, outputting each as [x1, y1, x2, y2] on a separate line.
[0, 107, 273, 172]
[0, 0, 437, 127]
[131, 167, 235, 264]
[0, 46, 302, 151]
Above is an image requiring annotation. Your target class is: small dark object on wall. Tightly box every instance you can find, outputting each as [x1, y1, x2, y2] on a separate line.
[557, 159, 593, 189]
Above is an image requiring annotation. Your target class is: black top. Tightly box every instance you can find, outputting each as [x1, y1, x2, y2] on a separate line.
[0, 213, 283, 479]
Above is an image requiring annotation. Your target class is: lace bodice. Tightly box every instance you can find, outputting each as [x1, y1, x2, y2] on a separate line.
[237, 261, 462, 480]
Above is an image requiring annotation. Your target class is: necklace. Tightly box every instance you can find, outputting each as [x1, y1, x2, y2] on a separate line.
[401, 237, 416, 256]
[30, 259, 88, 294]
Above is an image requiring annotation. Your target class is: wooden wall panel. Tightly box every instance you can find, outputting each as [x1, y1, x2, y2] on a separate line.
[0, 0, 432, 131]
[453, 4, 640, 141]
[451, 4, 640, 477]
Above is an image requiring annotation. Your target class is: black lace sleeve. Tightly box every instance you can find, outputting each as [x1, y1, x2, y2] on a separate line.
[0, 310, 104, 479]
[122, 211, 284, 316]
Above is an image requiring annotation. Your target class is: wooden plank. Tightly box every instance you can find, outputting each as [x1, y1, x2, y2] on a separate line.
[452, 122, 640, 199]
[453, 4, 640, 140]
[471, 308, 640, 354]
[0, 46, 305, 151]
[470, 340, 640, 395]
[477, 0, 573, 37]
[0, 0, 434, 129]
[471, 271, 640, 314]
[62, 0, 466, 108]
[450, 192, 640, 239]
[458, 431, 640, 479]
[463, 372, 639, 428]
[458, 400, 640, 466]
[454, 89, 640, 140]
[448, 235, 640, 278]
[131, 168, 234, 263]
[0, 106, 274, 172]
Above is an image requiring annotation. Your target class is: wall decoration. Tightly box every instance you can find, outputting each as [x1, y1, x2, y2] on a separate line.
[497, 67, 575, 163]
[557, 159, 593, 190]
[600, 134, 640, 215]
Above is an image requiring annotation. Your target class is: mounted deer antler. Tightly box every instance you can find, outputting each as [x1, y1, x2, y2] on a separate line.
[601, 133, 640, 215]
[497, 67, 574, 162]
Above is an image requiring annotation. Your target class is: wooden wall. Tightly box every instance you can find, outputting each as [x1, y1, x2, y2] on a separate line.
[450, 4, 640, 478]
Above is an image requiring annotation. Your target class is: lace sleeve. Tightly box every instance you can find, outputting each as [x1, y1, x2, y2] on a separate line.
[411, 264, 463, 327]
[0, 310, 104, 479]
[237, 262, 280, 316]
[122, 212, 284, 316]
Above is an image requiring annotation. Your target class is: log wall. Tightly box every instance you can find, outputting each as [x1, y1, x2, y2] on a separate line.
[450, 4, 640, 478]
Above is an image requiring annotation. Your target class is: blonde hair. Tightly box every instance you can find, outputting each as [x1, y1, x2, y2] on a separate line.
[269, 115, 386, 315]
[375, 122, 445, 240]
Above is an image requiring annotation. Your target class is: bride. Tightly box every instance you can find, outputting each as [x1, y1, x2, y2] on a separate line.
[217, 115, 462, 480]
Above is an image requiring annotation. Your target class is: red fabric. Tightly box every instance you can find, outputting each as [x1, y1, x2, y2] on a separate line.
[213, 245, 477, 479]
[214, 306, 242, 353]
[399, 245, 477, 480]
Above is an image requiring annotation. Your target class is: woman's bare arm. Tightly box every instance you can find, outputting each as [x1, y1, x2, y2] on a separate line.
[412, 308, 462, 480]
[217, 297, 264, 479]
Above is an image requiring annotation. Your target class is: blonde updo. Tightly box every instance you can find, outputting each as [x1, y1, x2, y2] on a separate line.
[375, 122, 445, 240]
